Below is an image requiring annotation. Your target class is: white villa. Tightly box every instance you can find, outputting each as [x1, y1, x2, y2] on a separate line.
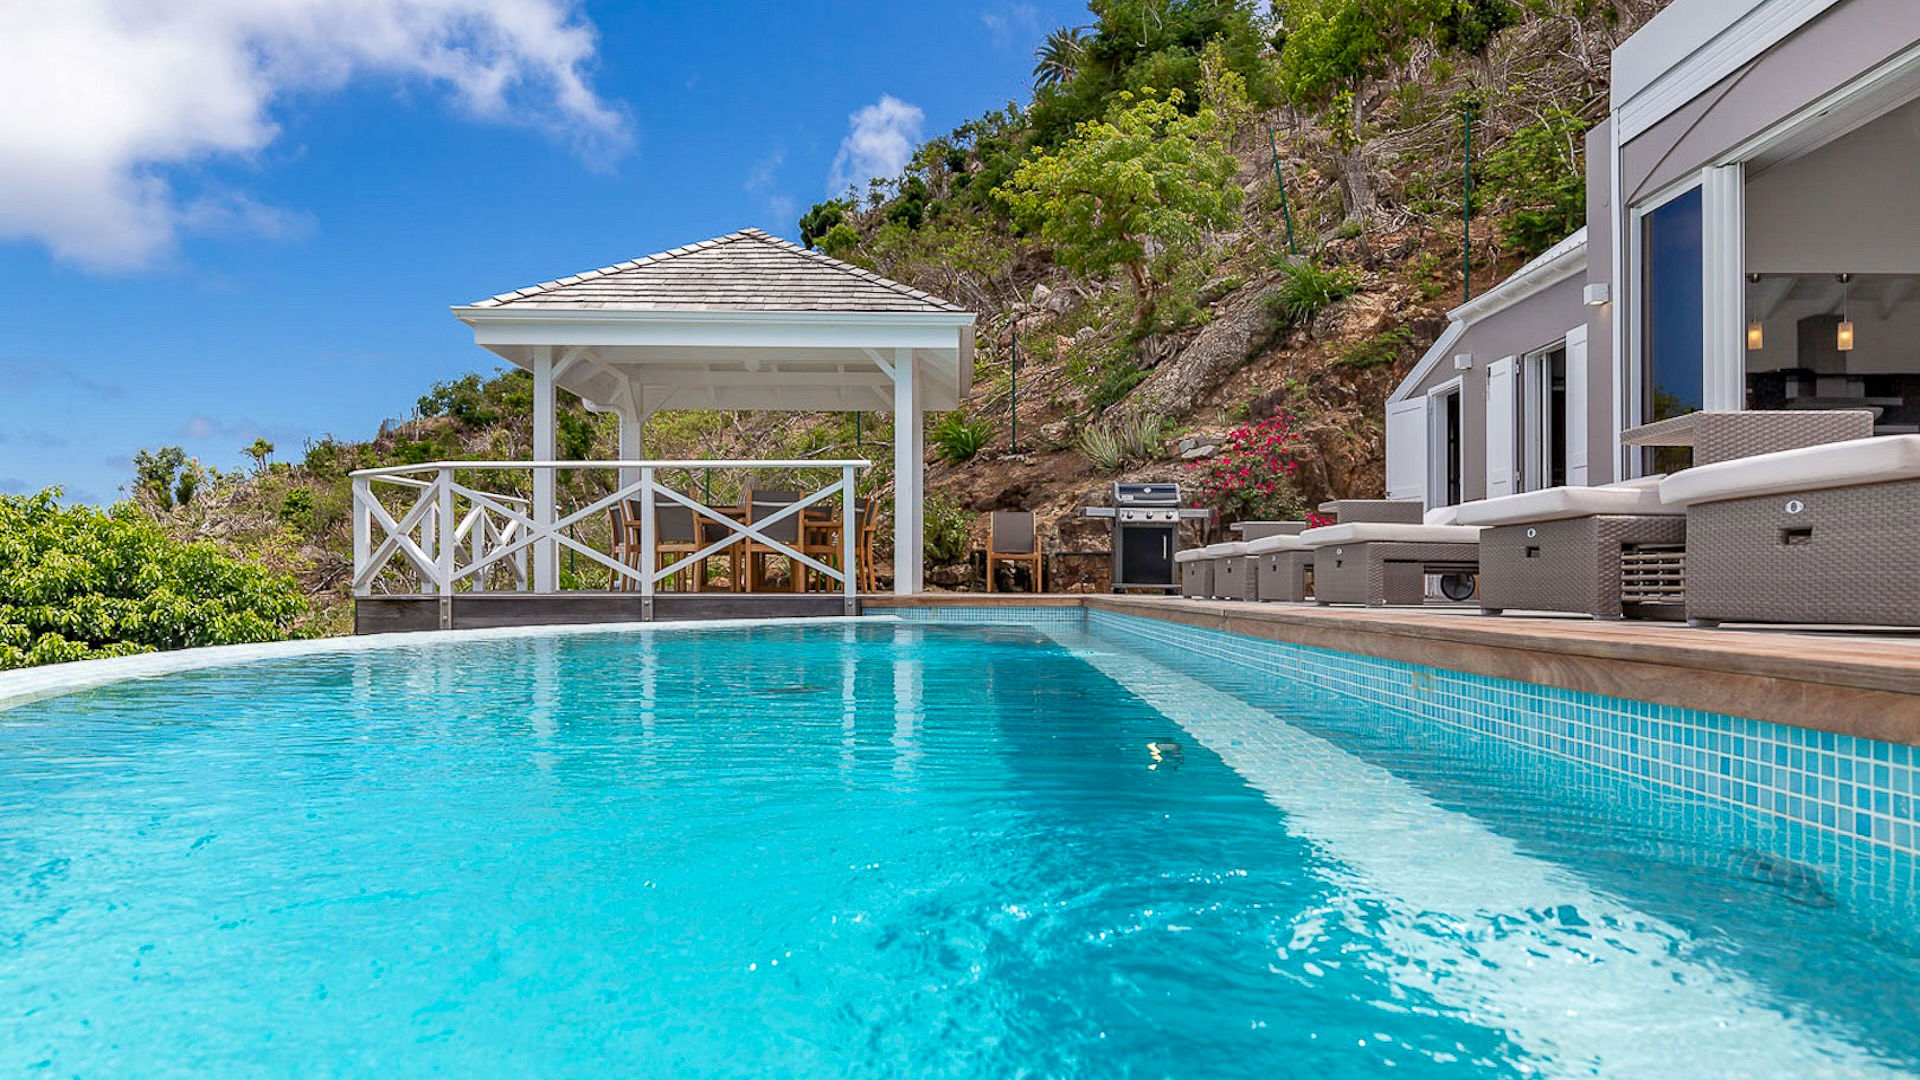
[1388, 0, 1920, 504]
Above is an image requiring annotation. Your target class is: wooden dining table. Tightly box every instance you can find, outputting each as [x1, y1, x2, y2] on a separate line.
[626, 499, 847, 593]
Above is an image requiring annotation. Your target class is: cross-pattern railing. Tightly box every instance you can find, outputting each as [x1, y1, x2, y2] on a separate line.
[350, 460, 868, 613]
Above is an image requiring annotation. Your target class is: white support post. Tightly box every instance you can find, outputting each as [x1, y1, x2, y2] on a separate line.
[842, 464, 858, 613]
[351, 475, 371, 598]
[436, 468, 456, 628]
[532, 346, 558, 593]
[891, 348, 923, 594]
[617, 393, 645, 490]
[1701, 163, 1746, 411]
[638, 465, 656, 619]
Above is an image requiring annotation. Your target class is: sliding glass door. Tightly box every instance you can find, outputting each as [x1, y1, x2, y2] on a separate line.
[1640, 186, 1705, 469]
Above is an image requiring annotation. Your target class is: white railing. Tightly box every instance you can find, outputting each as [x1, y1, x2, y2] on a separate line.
[350, 459, 868, 616]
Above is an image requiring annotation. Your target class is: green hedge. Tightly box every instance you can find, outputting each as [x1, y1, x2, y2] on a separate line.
[0, 490, 309, 669]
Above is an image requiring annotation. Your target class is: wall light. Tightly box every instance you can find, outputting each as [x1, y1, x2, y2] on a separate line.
[1452, 354, 1474, 371]
[1583, 283, 1610, 306]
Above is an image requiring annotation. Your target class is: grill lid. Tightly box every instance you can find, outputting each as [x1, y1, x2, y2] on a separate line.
[1113, 482, 1180, 507]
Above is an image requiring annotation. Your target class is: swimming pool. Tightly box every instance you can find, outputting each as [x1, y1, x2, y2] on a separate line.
[1, 613, 1916, 1077]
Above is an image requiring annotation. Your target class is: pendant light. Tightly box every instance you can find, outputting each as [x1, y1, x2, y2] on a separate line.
[1837, 273, 1856, 352]
[1745, 273, 1764, 350]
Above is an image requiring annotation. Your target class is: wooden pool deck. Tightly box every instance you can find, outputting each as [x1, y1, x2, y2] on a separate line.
[866, 594, 1920, 742]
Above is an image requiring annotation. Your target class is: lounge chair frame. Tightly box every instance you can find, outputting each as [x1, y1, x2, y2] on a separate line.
[1478, 515, 1686, 620]
[1313, 541, 1478, 607]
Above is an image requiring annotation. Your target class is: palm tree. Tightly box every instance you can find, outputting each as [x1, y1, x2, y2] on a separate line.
[1032, 27, 1087, 88]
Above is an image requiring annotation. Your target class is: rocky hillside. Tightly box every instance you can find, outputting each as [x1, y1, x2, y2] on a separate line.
[133, 0, 1668, 622]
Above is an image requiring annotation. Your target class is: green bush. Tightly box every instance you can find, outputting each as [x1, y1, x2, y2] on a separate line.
[278, 487, 316, 531]
[1481, 107, 1588, 259]
[0, 490, 310, 669]
[1269, 260, 1362, 329]
[1335, 326, 1415, 370]
[922, 495, 972, 566]
[1090, 362, 1149, 411]
[929, 412, 993, 464]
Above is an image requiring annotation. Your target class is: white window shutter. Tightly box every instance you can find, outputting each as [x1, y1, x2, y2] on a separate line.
[1565, 325, 1590, 485]
[1385, 398, 1428, 504]
[1485, 356, 1519, 498]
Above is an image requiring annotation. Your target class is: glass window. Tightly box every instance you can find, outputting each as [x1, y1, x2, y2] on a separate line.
[1643, 188, 1704, 422]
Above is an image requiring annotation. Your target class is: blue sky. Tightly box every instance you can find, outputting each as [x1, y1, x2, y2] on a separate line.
[0, 0, 1086, 503]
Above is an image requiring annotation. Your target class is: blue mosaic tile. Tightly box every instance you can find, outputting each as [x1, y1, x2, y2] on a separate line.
[881, 605, 1920, 887]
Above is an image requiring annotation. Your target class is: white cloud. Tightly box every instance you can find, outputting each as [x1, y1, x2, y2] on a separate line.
[827, 95, 924, 195]
[743, 146, 796, 231]
[981, 4, 1041, 50]
[0, 0, 630, 271]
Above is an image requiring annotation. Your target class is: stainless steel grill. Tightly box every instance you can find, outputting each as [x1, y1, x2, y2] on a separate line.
[1082, 482, 1212, 592]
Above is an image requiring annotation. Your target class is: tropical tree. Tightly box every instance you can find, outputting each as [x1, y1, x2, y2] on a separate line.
[1001, 89, 1241, 329]
[1033, 26, 1088, 87]
[244, 437, 275, 474]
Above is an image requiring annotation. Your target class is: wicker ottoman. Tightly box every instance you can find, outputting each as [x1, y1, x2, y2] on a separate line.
[1456, 482, 1685, 620]
[1299, 523, 1482, 606]
[1661, 435, 1920, 627]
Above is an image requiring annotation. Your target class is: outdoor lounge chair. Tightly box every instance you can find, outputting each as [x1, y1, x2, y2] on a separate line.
[1248, 532, 1314, 602]
[1217, 521, 1308, 601]
[1659, 433, 1920, 627]
[1301, 500, 1481, 606]
[986, 511, 1044, 592]
[1456, 478, 1684, 620]
[1209, 542, 1256, 599]
[1176, 545, 1218, 598]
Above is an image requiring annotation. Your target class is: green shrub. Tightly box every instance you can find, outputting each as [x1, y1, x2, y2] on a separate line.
[1481, 107, 1588, 260]
[922, 495, 972, 566]
[0, 490, 310, 669]
[929, 412, 993, 464]
[1077, 411, 1167, 471]
[1335, 326, 1415, 370]
[1268, 261, 1361, 328]
[1089, 362, 1149, 411]
[278, 487, 316, 531]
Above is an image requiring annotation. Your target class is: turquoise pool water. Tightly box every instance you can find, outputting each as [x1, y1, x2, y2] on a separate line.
[1, 619, 1916, 1077]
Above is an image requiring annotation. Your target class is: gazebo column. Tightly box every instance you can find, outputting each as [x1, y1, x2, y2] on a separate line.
[616, 399, 645, 489]
[531, 346, 558, 593]
[892, 347, 923, 594]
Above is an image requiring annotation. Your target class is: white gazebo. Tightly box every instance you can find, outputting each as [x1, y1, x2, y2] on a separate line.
[443, 228, 975, 596]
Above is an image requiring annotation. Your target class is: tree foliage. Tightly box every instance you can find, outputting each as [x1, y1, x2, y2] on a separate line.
[0, 490, 309, 669]
[1002, 89, 1241, 326]
[1480, 105, 1587, 258]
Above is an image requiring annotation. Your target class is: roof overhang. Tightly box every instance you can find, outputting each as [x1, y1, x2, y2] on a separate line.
[452, 306, 977, 413]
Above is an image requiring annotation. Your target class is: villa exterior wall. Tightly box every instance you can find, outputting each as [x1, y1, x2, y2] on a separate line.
[1619, 0, 1920, 202]
[1399, 275, 1590, 504]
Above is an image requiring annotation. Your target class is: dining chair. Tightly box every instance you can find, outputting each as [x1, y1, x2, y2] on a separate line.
[986, 510, 1044, 593]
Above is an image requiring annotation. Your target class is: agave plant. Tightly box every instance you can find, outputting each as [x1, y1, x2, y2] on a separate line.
[1032, 26, 1088, 88]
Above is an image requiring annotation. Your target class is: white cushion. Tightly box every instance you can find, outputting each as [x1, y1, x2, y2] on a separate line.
[1602, 474, 1667, 491]
[1660, 434, 1920, 506]
[1174, 549, 1210, 564]
[1423, 505, 1461, 525]
[1246, 533, 1309, 554]
[1193, 542, 1248, 559]
[1297, 523, 1483, 547]
[1453, 484, 1678, 526]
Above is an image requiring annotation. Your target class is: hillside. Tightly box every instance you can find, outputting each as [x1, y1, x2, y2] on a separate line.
[130, 0, 1667, 627]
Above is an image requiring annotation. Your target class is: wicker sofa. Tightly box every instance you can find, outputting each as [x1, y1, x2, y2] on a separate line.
[1659, 433, 1920, 627]
[1301, 500, 1482, 607]
[1456, 478, 1684, 620]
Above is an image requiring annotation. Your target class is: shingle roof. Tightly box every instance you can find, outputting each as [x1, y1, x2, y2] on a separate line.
[465, 228, 966, 313]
